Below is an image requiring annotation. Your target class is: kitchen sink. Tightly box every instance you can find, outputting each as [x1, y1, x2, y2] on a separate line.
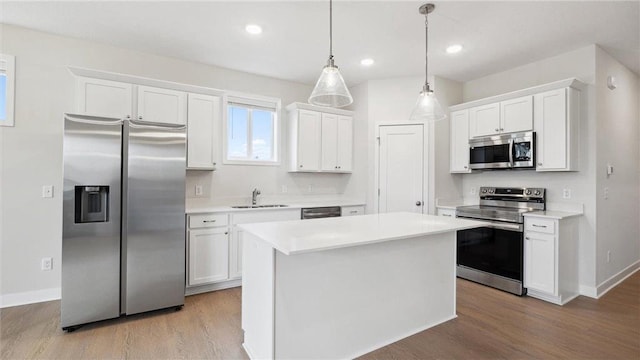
[231, 204, 289, 209]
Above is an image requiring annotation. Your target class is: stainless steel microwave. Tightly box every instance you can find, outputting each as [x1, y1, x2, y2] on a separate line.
[469, 132, 535, 170]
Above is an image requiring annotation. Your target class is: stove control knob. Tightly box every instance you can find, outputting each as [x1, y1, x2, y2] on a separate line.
[481, 188, 487, 194]
[488, 189, 495, 194]
[534, 190, 541, 196]
[525, 189, 532, 195]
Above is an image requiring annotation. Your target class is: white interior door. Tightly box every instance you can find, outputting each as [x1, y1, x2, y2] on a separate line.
[378, 124, 424, 214]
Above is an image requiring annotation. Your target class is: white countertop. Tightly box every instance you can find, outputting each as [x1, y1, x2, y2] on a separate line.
[239, 212, 488, 255]
[186, 199, 366, 214]
[524, 210, 583, 219]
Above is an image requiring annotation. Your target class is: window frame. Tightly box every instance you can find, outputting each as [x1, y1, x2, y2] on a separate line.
[222, 93, 281, 166]
[0, 54, 16, 127]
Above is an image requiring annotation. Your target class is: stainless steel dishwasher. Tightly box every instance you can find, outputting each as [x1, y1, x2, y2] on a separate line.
[301, 206, 342, 219]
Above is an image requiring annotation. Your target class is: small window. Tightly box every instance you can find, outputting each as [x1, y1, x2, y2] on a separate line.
[0, 54, 16, 127]
[224, 95, 280, 165]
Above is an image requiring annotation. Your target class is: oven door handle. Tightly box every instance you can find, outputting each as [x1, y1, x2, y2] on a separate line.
[457, 216, 523, 232]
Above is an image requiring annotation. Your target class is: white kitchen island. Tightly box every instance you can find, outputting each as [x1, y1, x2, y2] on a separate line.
[239, 212, 486, 360]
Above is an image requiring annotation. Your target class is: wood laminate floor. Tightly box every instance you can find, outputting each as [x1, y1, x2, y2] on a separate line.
[1, 273, 639, 359]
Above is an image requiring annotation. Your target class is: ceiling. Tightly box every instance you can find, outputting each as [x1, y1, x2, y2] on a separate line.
[1, 1, 638, 86]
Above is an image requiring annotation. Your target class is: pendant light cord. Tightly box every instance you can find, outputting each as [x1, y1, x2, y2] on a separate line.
[424, 13, 429, 89]
[329, 0, 334, 61]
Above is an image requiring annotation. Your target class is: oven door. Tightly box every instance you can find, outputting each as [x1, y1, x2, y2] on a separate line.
[469, 139, 512, 170]
[456, 221, 524, 282]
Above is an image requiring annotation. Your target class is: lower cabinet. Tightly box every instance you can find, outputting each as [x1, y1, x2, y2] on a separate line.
[524, 215, 579, 305]
[187, 227, 229, 286]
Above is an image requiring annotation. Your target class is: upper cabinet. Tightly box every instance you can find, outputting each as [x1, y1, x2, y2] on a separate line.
[534, 88, 580, 172]
[187, 93, 220, 170]
[469, 95, 532, 138]
[287, 103, 353, 173]
[321, 114, 353, 172]
[76, 77, 133, 119]
[137, 85, 187, 125]
[450, 109, 471, 173]
[76, 77, 187, 125]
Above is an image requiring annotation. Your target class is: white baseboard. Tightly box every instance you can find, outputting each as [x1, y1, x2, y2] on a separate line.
[0, 287, 61, 308]
[579, 284, 598, 298]
[185, 279, 242, 296]
[596, 260, 640, 298]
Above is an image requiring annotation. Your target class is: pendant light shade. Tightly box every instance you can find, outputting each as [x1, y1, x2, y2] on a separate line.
[410, 3, 446, 122]
[309, 0, 353, 108]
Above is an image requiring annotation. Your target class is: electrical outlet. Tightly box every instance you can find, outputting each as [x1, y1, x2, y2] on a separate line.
[42, 185, 54, 198]
[607, 250, 611, 263]
[470, 187, 476, 195]
[281, 185, 288, 193]
[308, 184, 314, 193]
[604, 187, 610, 200]
[41, 257, 53, 271]
[195, 185, 203, 196]
[562, 189, 571, 199]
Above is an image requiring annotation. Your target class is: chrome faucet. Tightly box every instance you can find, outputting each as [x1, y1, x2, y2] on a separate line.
[252, 188, 261, 206]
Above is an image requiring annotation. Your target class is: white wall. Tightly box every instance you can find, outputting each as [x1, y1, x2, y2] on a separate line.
[355, 76, 463, 214]
[461, 45, 599, 289]
[0, 24, 362, 304]
[594, 47, 640, 286]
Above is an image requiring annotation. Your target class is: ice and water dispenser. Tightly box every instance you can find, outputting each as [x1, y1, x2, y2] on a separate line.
[74, 186, 109, 223]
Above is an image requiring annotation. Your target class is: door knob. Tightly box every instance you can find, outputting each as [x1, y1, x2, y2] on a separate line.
[416, 201, 422, 206]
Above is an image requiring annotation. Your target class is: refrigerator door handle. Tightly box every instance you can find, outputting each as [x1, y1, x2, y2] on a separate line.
[64, 113, 123, 125]
[128, 118, 186, 130]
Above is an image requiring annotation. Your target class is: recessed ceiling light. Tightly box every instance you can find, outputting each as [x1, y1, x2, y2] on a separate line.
[360, 58, 374, 66]
[245, 24, 262, 35]
[446, 44, 463, 54]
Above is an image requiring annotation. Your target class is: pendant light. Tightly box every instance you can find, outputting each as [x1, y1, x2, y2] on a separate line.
[308, 0, 353, 108]
[410, 3, 446, 122]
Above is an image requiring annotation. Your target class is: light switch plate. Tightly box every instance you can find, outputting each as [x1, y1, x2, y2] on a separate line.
[195, 185, 203, 196]
[562, 189, 571, 199]
[42, 185, 54, 198]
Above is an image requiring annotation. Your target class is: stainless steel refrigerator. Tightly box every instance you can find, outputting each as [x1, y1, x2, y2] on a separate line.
[61, 113, 186, 331]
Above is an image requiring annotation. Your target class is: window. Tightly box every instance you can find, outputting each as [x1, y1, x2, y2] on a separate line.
[0, 54, 15, 127]
[224, 95, 280, 165]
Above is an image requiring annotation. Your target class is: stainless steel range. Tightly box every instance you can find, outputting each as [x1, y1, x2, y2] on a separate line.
[455, 187, 546, 295]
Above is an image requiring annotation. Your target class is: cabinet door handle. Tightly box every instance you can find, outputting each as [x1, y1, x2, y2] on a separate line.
[442, 214, 452, 217]
[350, 210, 358, 214]
[225, 231, 228, 235]
[416, 201, 422, 206]
[203, 220, 216, 223]
[126, 115, 131, 119]
[463, 165, 468, 169]
[299, 165, 303, 168]
[138, 115, 143, 120]
[495, 128, 499, 132]
[500, 128, 504, 131]
[532, 224, 547, 228]
[537, 162, 543, 166]
[525, 237, 530, 240]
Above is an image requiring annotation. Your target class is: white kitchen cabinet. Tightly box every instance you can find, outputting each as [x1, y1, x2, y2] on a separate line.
[137, 85, 187, 125]
[321, 114, 353, 172]
[187, 93, 220, 170]
[287, 102, 354, 173]
[469, 96, 532, 138]
[187, 227, 230, 286]
[500, 95, 533, 134]
[469, 103, 500, 138]
[534, 88, 580, 171]
[291, 109, 321, 171]
[341, 205, 365, 216]
[76, 77, 133, 119]
[436, 208, 456, 218]
[449, 109, 471, 173]
[524, 214, 579, 305]
[229, 227, 244, 279]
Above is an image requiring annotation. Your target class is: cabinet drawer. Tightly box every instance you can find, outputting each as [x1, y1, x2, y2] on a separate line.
[437, 208, 456, 218]
[342, 206, 365, 216]
[189, 213, 229, 228]
[525, 218, 555, 234]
